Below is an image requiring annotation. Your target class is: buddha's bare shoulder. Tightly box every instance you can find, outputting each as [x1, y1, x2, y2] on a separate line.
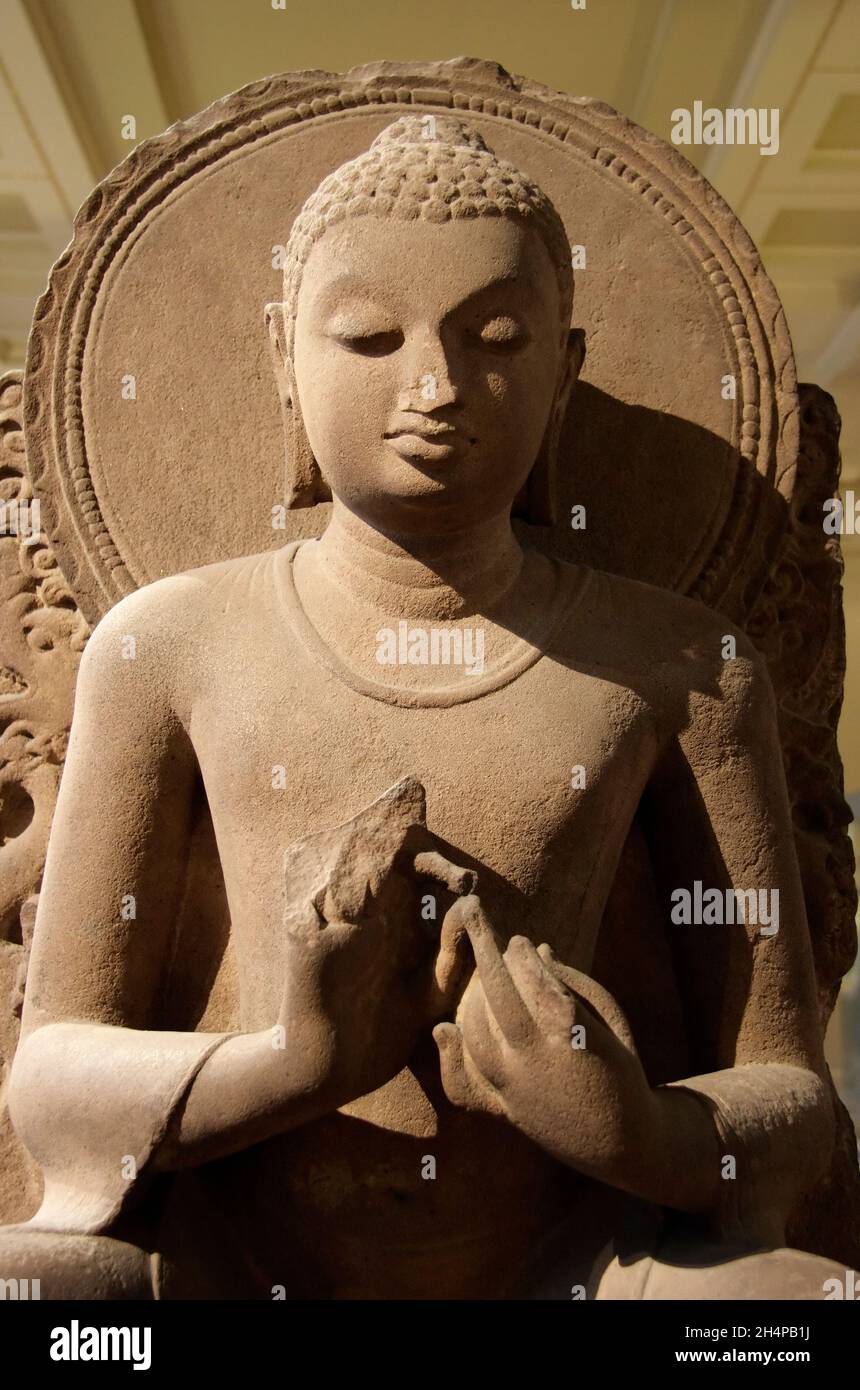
[552, 557, 771, 730]
[78, 549, 284, 710]
[89, 549, 281, 635]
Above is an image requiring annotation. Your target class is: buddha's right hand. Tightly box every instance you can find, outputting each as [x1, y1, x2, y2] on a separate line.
[276, 841, 476, 1108]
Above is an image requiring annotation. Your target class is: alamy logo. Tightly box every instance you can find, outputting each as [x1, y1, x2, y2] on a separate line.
[823, 492, 860, 534]
[0, 498, 40, 545]
[670, 882, 779, 936]
[50, 1320, 151, 1371]
[0, 1276, 40, 1299]
[671, 102, 779, 157]
[823, 1270, 860, 1299]
[376, 622, 485, 677]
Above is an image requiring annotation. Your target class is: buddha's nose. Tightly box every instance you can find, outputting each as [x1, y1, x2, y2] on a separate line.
[397, 335, 460, 412]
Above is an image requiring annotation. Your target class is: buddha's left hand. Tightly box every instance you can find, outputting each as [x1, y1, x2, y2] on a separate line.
[433, 896, 664, 1192]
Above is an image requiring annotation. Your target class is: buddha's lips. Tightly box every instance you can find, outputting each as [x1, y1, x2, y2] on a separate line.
[384, 421, 464, 465]
[386, 414, 458, 437]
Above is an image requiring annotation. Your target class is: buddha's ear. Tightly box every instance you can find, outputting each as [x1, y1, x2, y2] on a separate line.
[518, 327, 586, 528]
[264, 301, 330, 509]
[264, 302, 291, 407]
[558, 326, 586, 416]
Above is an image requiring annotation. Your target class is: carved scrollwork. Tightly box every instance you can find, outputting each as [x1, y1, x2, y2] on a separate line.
[746, 384, 856, 1012]
[745, 383, 858, 1264]
[0, 369, 88, 1222]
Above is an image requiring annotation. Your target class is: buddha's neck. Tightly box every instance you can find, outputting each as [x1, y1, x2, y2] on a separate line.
[311, 502, 524, 620]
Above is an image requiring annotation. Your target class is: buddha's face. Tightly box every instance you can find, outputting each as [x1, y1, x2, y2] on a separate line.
[290, 216, 577, 534]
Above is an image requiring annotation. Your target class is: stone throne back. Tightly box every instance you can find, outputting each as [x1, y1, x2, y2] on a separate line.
[0, 58, 856, 1263]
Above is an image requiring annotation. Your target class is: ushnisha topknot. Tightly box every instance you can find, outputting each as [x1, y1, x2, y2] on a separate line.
[281, 113, 574, 360]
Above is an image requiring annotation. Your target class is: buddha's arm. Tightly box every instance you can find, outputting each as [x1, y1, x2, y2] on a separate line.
[436, 640, 831, 1242]
[638, 639, 833, 1243]
[9, 592, 349, 1233]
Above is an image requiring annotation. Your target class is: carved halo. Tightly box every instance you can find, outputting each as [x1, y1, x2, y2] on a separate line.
[23, 58, 797, 626]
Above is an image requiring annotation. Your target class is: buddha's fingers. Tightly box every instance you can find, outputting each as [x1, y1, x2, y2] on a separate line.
[456, 897, 535, 1047]
[421, 896, 475, 1017]
[412, 850, 477, 897]
[433, 1023, 505, 1118]
[536, 944, 639, 1057]
[504, 936, 577, 1036]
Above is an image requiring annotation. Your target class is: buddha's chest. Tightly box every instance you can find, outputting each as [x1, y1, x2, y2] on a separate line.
[191, 648, 659, 958]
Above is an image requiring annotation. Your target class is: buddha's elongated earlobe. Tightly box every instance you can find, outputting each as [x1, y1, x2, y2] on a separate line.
[284, 373, 331, 509]
[519, 328, 585, 528]
[264, 303, 331, 509]
[526, 403, 562, 527]
[265, 301, 331, 509]
[513, 394, 561, 527]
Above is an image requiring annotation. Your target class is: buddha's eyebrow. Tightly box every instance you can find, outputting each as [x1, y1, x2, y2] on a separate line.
[308, 271, 528, 316]
[309, 274, 393, 307]
[440, 274, 530, 320]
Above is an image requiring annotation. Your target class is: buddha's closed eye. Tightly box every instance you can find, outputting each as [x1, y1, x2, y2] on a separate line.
[325, 311, 404, 357]
[471, 315, 530, 352]
[331, 329, 405, 357]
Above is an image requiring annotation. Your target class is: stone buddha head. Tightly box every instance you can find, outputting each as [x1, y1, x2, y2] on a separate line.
[265, 115, 585, 535]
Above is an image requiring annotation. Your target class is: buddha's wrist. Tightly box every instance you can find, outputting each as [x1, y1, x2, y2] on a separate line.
[657, 1064, 833, 1245]
[164, 1027, 341, 1167]
[249, 1023, 348, 1120]
[621, 1084, 723, 1214]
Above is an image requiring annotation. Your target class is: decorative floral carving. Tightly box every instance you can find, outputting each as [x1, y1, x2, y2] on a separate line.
[745, 383, 858, 1264]
[0, 369, 88, 1222]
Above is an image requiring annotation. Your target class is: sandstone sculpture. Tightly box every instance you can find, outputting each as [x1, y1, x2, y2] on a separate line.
[0, 59, 856, 1299]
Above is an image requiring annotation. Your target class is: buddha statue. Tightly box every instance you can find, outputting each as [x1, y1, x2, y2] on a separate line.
[0, 114, 850, 1300]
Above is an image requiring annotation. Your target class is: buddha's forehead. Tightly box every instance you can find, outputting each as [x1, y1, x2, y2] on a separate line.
[296, 214, 560, 321]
